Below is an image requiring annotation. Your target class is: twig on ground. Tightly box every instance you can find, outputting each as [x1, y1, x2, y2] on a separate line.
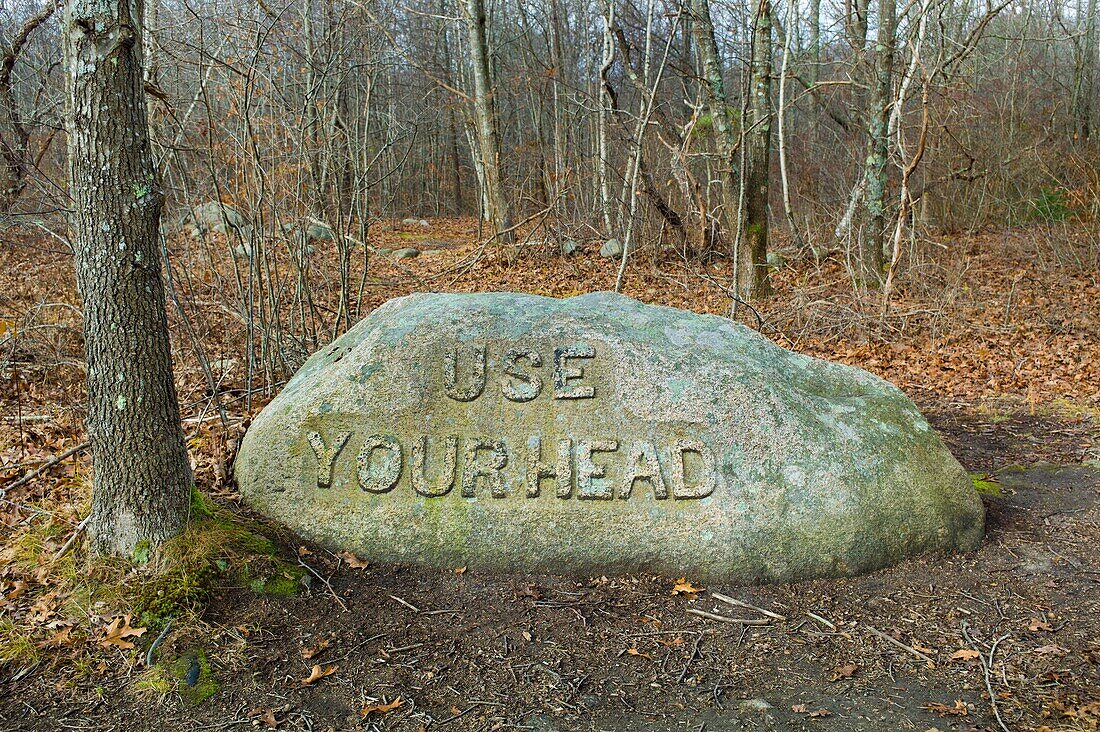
[3, 441, 89, 492]
[298, 557, 348, 612]
[687, 608, 771, 625]
[678, 632, 705, 683]
[963, 623, 1012, 732]
[389, 594, 421, 613]
[710, 592, 786, 621]
[145, 618, 174, 667]
[52, 515, 89, 561]
[864, 623, 935, 664]
[807, 612, 836, 629]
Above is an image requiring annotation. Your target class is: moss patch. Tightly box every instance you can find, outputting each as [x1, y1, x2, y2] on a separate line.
[971, 473, 1003, 497]
[169, 649, 219, 704]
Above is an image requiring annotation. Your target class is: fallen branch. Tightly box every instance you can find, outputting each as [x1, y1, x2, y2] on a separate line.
[52, 515, 89, 561]
[864, 623, 935, 664]
[711, 592, 786, 621]
[298, 557, 348, 612]
[3, 441, 89, 492]
[687, 608, 770, 625]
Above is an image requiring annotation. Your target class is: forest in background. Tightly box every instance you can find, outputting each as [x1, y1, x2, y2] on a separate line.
[3, 0, 1099, 348]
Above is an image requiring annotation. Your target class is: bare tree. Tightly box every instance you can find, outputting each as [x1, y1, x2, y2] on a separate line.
[463, 0, 513, 244]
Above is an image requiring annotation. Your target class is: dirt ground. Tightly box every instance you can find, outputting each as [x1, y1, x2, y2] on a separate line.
[1, 221, 1098, 731]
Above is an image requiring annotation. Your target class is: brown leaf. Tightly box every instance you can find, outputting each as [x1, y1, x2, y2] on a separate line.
[37, 625, 75, 648]
[626, 646, 652, 660]
[338, 551, 369, 569]
[99, 615, 147, 649]
[249, 708, 280, 729]
[1033, 644, 1070, 656]
[361, 697, 404, 717]
[671, 577, 702, 598]
[829, 663, 858, 681]
[301, 664, 337, 686]
[297, 546, 313, 557]
[453, 566, 467, 575]
[1028, 618, 1053, 632]
[301, 638, 330, 659]
[926, 700, 969, 717]
[950, 649, 981, 661]
[515, 584, 542, 600]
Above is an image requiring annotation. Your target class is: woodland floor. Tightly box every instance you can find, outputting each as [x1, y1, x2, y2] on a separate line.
[0, 218, 1098, 731]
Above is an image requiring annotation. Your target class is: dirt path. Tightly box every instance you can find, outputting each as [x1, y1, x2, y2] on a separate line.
[3, 410, 1098, 732]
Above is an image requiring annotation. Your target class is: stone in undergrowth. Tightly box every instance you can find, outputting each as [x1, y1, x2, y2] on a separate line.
[393, 247, 420, 259]
[600, 238, 630, 258]
[560, 239, 579, 256]
[235, 292, 983, 583]
[305, 222, 334, 242]
[187, 201, 248, 234]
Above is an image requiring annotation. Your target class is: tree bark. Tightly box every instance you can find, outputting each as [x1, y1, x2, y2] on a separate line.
[859, 0, 896, 285]
[463, 0, 513, 245]
[64, 0, 192, 556]
[742, 0, 773, 299]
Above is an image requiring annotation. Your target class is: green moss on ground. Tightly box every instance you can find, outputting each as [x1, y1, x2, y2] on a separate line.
[970, 473, 1003, 496]
[169, 649, 219, 704]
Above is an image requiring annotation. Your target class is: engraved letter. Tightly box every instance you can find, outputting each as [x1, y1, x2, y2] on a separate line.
[410, 435, 459, 497]
[670, 439, 717, 499]
[620, 441, 668, 499]
[462, 438, 509, 498]
[356, 434, 402, 493]
[576, 439, 618, 499]
[444, 346, 486, 401]
[553, 345, 595, 399]
[307, 430, 351, 488]
[502, 348, 544, 402]
[525, 436, 572, 498]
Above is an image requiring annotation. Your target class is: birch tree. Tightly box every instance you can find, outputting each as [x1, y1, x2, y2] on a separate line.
[64, 0, 192, 555]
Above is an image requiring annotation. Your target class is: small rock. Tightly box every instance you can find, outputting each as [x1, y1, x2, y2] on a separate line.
[419, 219, 430, 228]
[738, 698, 774, 715]
[187, 201, 248, 233]
[766, 251, 786, 270]
[306, 222, 334, 242]
[401, 218, 430, 227]
[374, 247, 392, 257]
[393, 247, 420, 259]
[599, 238, 629, 258]
[560, 239, 579, 256]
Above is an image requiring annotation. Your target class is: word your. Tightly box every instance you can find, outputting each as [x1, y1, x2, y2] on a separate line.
[306, 431, 718, 501]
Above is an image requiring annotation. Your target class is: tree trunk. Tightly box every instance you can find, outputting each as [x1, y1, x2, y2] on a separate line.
[741, 0, 773, 299]
[691, 0, 770, 299]
[463, 0, 513, 244]
[859, 0, 896, 285]
[64, 0, 192, 556]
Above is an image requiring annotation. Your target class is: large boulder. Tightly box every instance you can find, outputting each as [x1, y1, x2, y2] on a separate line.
[235, 292, 983, 583]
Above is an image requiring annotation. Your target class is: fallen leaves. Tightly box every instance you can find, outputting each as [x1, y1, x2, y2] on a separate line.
[671, 577, 702, 599]
[99, 615, 147, 650]
[1028, 617, 1054, 632]
[361, 697, 404, 717]
[625, 646, 651, 660]
[300, 664, 337, 686]
[828, 663, 858, 681]
[338, 551, 369, 569]
[926, 700, 969, 717]
[301, 638, 330, 660]
[791, 704, 831, 717]
[949, 648, 980, 661]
